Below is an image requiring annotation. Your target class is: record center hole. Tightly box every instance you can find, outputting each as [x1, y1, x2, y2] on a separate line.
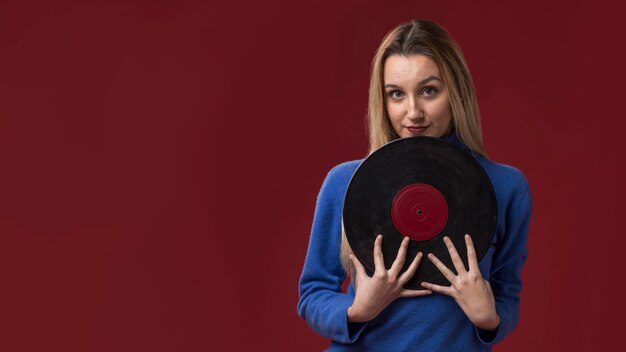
[417, 210, 423, 215]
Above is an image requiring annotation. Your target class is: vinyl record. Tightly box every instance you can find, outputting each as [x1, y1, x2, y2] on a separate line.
[342, 136, 497, 289]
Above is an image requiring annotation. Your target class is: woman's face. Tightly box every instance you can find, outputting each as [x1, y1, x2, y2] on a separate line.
[383, 54, 453, 138]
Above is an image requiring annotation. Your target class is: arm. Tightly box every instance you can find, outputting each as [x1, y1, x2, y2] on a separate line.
[475, 174, 532, 344]
[297, 166, 366, 343]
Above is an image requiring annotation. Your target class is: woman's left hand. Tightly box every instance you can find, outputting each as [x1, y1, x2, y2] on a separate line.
[420, 234, 500, 331]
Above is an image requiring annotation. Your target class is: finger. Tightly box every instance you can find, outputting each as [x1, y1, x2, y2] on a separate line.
[443, 236, 467, 275]
[465, 234, 480, 273]
[373, 234, 386, 274]
[399, 288, 432, 298]
[427, 253, 457, 283]
[399, 252, 423, 284]
[389, 236, 410, 277]
[349, 254, 367, 279]
[420, 281, 454, 296]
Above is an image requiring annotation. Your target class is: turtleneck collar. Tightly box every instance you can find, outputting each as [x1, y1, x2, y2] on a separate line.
[438, 131, 471, 153]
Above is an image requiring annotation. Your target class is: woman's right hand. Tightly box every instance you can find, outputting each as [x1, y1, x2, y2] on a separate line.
[347, 234, 432, 323]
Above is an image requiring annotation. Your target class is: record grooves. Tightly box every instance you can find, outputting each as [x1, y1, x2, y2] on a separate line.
[342, 136, 497, 289]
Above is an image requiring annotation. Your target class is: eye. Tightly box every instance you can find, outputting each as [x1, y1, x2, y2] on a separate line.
[421, 86, 438, 97]
[387, 90, 404, 100]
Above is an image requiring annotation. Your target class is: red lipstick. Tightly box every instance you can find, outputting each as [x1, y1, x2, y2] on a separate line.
[406, 126, 429, 135]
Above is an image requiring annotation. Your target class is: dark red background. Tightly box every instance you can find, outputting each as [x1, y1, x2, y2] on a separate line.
[1, 0, 625, 351]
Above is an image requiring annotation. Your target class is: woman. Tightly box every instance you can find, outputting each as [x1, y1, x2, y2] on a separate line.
[297, 20, 532, 351]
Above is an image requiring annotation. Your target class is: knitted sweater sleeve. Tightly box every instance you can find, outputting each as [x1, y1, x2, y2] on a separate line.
[297, 165, 366, 344]
[476, 170, 533, 345]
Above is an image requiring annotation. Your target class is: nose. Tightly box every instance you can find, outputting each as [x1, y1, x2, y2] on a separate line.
[406, 96, 423, 121]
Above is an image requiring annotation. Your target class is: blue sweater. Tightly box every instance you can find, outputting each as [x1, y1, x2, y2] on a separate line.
[297, 135, 532, 351]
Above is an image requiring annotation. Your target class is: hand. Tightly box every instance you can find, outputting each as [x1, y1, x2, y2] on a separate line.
[347, 234, 432, 323]
[420, 234, 500, 331]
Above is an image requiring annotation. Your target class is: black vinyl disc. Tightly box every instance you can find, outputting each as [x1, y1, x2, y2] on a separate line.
[342, 136, 497, 289]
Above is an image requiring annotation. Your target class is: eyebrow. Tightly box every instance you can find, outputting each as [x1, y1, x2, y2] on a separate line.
[384, 75, 442, 89]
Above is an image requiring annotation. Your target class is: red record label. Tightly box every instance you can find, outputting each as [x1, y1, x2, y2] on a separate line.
[391, 183, 448, 241]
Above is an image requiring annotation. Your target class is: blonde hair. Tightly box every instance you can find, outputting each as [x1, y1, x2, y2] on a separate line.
[341, 19, 488, 279]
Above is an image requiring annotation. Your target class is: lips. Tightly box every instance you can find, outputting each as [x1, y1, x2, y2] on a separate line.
[406, 126, 429, 134]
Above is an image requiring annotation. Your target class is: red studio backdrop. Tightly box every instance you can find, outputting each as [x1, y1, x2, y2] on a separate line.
[1, 0, 625, 351]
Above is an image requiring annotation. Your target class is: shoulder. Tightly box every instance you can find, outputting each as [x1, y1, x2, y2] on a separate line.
[476, 156, 532, 214]
[477, 156, 530, 193]
[317, 160, 363, 201]
[326, 159, 363, 181]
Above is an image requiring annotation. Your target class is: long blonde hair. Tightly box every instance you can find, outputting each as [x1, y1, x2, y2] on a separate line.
[341, 20, 488, 279]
